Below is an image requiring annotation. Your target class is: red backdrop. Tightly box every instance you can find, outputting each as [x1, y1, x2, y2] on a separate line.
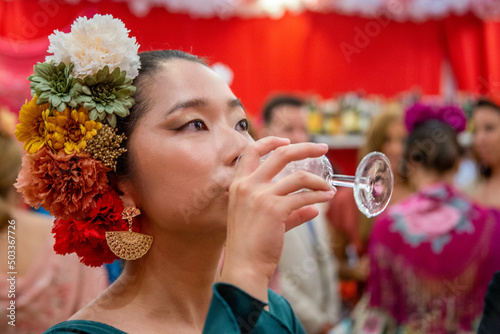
[4, 1, 499, 174]
[4, 0, 498, 119]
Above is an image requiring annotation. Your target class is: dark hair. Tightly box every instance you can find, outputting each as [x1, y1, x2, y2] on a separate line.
[115, 50, 207, 178]
[262, 95, 305, 125]
[475, 98, 500, 113]
[473, 98, 500, 178]
[401, 120, 464, 180]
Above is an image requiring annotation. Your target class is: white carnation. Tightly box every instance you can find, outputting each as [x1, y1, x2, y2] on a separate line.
[46, 14, 141, 79]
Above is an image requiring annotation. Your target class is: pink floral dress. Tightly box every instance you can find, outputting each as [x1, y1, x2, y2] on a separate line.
[361, 183, 500, 333]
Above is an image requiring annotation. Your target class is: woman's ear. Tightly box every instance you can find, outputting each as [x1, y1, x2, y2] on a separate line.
[109, 173, 139, 208]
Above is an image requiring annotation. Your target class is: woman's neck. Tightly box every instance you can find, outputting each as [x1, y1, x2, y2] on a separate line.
[83, 229, 225, 332]
[411, 169, 454, 192]
[472, 168, 500, 208]
[390, 178, 413, 204]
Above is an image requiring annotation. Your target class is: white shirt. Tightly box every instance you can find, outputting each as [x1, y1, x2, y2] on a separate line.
[277, 203, 341, 333]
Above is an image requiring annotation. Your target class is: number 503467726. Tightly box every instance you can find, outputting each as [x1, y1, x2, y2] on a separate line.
[7, 220, 16, 270]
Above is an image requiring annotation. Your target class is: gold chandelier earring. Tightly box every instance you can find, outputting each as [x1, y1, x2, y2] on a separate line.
[106, 207, 153, 260]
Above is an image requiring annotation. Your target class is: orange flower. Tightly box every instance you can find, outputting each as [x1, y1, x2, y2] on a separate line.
[15, 148, 110, 220]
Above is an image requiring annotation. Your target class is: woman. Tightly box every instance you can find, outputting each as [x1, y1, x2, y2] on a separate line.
[22, 15, 336, 333]
[326, 109, 411, 303]
[357, 104, 500, 333]
[471, 98, 500, 208]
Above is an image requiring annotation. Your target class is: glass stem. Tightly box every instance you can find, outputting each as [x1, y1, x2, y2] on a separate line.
[328, 174, 355, 188]
[328, 174, 370, 190]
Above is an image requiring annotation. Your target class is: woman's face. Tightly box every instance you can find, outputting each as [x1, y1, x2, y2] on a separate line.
[126, 59, 253, 233]
[473, 106, 500, 168]
[381, 120, 407, 175]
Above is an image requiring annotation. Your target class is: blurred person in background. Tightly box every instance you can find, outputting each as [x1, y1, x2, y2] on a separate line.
[261, 94, 341, 334]
[0, 108, 108, 334]
[355, 103, 500, 333]
[471, 98, 500, 208]
[326, 108, 412, 309]
[471, 98, 500, 334]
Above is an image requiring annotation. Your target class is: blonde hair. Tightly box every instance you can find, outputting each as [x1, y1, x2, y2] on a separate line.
[358, 106, 405, 243]
[358, 106, 404, 161]
[0, 133, 23, 228]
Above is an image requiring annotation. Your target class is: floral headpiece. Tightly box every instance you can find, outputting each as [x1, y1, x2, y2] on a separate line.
[15, 14, 140, 267]
[404, 103, 467, 133]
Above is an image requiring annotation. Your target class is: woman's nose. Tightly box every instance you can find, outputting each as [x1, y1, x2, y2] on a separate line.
[473, 130, 484, 145]
[223, 129, 254, 166]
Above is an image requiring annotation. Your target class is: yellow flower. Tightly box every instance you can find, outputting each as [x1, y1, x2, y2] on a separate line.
[15, 96, 51, 153]
[45, 107, 102, 154]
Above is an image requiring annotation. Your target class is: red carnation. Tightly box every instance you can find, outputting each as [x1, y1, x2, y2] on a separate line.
[52, 190, 136, 267]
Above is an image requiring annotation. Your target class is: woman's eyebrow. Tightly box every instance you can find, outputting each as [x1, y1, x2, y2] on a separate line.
[229, 98, 245, 111]
[164, 98, 244, 118]
[164, 98, 209, 118]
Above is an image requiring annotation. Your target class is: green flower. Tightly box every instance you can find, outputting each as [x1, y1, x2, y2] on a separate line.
[74, 66, 136, 128]
[28, 61, 78, 112]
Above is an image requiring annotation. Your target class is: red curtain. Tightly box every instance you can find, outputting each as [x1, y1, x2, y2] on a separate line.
[0, 0, 498, 118]
[443, 14, 487, 95]
[484, 21, 500, 100]
[0, 0, 443, 117]
[442, 15, 500, 100]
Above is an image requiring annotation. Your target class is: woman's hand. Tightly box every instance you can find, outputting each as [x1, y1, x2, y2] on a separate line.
[220, 137, 336, 302]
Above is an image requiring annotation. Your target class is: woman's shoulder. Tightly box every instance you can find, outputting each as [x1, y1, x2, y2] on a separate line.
[369, 190, 436, 246]
[268, 288, 293, 313]
[12, 207, 54, 237]
[267, 288, 303, 330]
[43, 320, 127, 334]
[209, 283, 305, 332]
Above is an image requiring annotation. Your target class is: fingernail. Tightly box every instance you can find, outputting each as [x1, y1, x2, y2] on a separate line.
[325, 190, 335, 197]
[318, 143, 329, 149]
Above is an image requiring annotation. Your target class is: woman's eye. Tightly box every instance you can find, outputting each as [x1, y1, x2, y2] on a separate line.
[179, 120, 208, 132]
[236, 119, 249, 131]
[485, 124, 496, 132]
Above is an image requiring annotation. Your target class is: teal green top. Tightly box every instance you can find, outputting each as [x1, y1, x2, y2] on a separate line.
[43, 283, 305, 333]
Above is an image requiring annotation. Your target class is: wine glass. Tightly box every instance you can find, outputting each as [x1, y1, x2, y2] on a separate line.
[262, 151, 393, 218]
